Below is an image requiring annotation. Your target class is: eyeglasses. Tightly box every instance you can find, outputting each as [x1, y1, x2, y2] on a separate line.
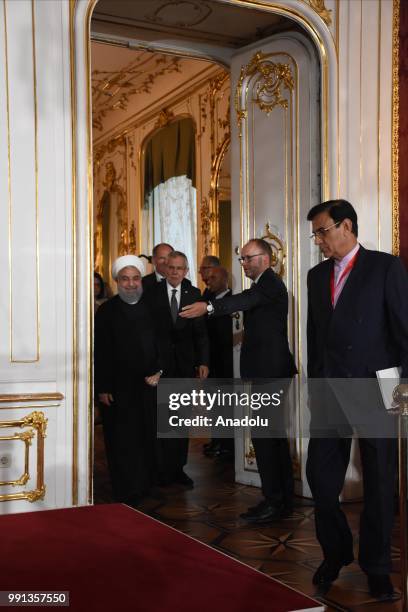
[238, 253, 263, 264]
[310, 221, 340, 240]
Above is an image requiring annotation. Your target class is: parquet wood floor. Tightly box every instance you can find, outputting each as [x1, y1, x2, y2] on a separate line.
[93, 425, 403, 611]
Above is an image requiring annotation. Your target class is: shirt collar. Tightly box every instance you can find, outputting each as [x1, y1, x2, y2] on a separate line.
[155, 271, 165, 282]
[334, 242, 360, 270]
[167, 281, 181, 292]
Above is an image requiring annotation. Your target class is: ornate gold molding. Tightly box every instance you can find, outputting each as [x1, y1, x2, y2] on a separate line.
[0, 393, 63, 403]
[235, 52, 294, 122]
[392, 0, 400, 256]
[261, 223, 286, 278]
[94, 148, 129, 273]
[209, 134, 230, 256]
[200, 197, 216, 256]
[155, 108, 175, 128]
[308, 0, 332, 27]
[0, 411, 47, 503]
[199, 70, 230, 257]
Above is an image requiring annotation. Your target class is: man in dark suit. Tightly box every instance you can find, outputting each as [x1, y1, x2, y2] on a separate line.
[181, 239, 297, 521]
[95, 255, 161, 505]
[142, 243, 174, 291]
[199, 255, 220, 301]
[203, 266, 234, 458]
[146, 251, 209, 487]
[306, 199, 408, 600]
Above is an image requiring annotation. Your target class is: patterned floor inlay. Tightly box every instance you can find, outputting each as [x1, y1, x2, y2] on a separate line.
[94, 426, 403, 611]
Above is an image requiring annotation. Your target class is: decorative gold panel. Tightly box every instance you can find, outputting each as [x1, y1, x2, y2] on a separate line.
[235, 52, 294, 122]
[0, 411, 47, 503]
[261, 223, 286, 278]
[308, 0, 332, 27]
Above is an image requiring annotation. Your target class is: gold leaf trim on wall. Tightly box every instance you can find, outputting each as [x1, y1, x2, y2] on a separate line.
[0, 393, 63, 403]
[392, 0, 400, 256]
[309, 0, 332, 27]
[0, 411, 47, 503]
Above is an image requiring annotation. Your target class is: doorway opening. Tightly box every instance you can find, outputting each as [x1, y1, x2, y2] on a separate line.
[89, 0, 322, 515]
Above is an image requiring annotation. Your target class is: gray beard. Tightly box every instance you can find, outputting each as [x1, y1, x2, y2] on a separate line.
[118, 286, 143, 304]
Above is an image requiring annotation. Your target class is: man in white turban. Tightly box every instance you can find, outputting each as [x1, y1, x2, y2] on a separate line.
[95, 254, 161, 506]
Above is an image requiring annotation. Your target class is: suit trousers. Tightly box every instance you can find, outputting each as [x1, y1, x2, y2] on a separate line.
[252, 437, 294, 507]
[306, 436, 397, 573]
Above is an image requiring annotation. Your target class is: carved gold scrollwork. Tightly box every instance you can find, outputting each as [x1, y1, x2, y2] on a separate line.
[128, 221, 137, 255]
[155, 108, 175, 128]
[0, 411, 47, 502]
[261, 223, 286, 278]
[94, 151, 129, 271]
[308, 0, 332, 27]
[235, 52, 294, 124]
[200, 197, 216, 256]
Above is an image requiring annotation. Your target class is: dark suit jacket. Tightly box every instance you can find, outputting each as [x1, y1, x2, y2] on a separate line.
[94, 295, 160, 395]
[212, 268, 296, 379]
[307, 246, 408, 379]
[142, 272, 162, 292]
[207, 290, 233, 378]
[146, 279, 209, 377]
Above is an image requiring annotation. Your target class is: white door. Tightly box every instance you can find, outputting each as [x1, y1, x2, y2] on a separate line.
[230, 32, 321, 496]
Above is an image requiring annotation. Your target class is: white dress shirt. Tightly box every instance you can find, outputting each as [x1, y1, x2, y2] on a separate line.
[166, 282, 181, 308]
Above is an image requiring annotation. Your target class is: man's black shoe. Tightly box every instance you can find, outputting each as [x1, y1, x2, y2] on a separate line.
[312, 557, 353, 589]
[174, 470, 194, 488]
[367, 574, 395, 600]
[240, 500, 291, 523]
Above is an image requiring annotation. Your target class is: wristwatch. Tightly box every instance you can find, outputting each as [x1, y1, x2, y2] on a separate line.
[206, 301, 214, 315]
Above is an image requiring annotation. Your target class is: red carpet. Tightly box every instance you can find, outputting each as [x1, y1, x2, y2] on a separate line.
[0, 504, 322, 611]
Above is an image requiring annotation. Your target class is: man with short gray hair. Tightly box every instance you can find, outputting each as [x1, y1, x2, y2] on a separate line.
[145, 250, 209, 487]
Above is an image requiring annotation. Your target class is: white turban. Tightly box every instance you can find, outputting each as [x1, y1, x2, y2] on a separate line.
[111, 255, 145, 280]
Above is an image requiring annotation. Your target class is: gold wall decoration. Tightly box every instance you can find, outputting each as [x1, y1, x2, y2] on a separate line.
[0, 411, 47, 503]
[0, 393, 63, 403]
[128, 221, 137, 254]
[155, 107, 175, 128]
[199, 70, 230, 258]
[392, 0, 400, 256]
[200, 197, 216, 256]
[308, 0, 332, 27]
[209, 134, 230, 257]
[261, 223, 286, 278]
[235, 52, 294, 120]
[94, 148, 129, 274]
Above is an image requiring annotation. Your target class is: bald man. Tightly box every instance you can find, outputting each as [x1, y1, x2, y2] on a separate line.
[95, 255, 162, 506]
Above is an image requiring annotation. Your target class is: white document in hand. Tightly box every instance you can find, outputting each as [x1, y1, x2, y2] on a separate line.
[376, 367, 402, 410]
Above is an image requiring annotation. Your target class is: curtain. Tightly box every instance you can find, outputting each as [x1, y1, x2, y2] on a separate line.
[143, 118, 197, 284]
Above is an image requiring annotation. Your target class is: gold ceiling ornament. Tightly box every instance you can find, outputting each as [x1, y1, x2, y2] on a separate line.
[92, 54, 181, 132]
[308, 0, 332, 27]
[235, 52, 294, 124]
[261, 223, 286, 278]
[145, 0, 213, 28]
[0, 411, 47, 503]
[155, 107, 175, 128]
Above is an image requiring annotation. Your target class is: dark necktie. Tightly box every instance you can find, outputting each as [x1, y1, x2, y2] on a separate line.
[171, 288, 178, 324]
